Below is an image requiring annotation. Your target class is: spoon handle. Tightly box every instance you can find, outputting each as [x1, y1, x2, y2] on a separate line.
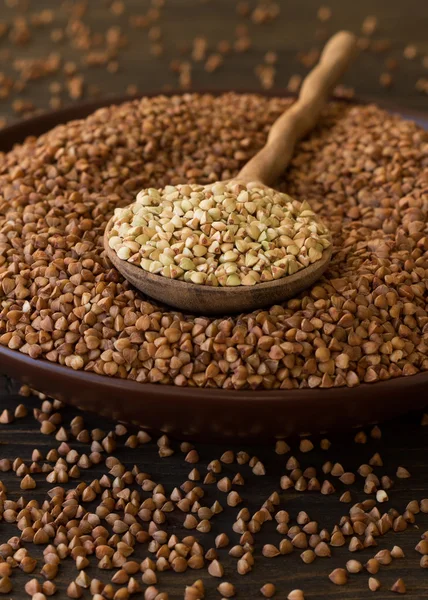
[236, 30, 357, 187]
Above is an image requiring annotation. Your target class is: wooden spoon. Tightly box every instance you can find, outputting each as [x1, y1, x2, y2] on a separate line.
[105, 30, 357, 314]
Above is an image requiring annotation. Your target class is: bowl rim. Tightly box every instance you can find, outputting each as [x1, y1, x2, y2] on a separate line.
[0, 89, 427, 403]
[1, 343, 428, 404]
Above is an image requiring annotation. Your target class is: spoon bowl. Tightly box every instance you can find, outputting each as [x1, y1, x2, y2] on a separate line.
[103, 31, 356, 314]
[104, 217, 332, 314]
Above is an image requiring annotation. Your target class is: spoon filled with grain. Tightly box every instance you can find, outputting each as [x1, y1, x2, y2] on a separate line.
[105, 30, 357, 314]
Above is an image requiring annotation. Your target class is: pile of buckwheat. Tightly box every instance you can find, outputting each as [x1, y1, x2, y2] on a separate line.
[0, 93, 427, 389]
[108, 183, 331, 286]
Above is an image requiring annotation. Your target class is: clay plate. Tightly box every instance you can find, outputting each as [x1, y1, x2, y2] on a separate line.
[0, 92, 427, 441]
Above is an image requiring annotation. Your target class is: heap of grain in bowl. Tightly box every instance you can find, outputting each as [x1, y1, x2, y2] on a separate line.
[108, 182, 331, 286]
[0, 92, 427, 389]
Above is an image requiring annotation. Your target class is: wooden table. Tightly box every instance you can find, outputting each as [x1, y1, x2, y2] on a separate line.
[0, 1, 427, 598]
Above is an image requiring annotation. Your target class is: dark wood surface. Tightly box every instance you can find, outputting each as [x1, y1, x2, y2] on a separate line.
[0, 0, 426, 124]
[1, 380, 428, 599]
[0, 1, 427, 598]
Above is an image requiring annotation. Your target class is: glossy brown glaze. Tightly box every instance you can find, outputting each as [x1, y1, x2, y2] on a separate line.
[1, 345, 428, 441]
[0, 93, 427, 441]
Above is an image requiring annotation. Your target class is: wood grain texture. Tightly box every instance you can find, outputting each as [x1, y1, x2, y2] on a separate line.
[238, 31, 357, 186]
[105, 217, 333, 314]
[0, 1, 427, 598]
[0, 0, 426, 124]
[0, 384, 427, 599]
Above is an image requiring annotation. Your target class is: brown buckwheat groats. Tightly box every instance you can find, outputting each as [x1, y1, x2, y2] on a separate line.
[0, 93, 427, 390]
